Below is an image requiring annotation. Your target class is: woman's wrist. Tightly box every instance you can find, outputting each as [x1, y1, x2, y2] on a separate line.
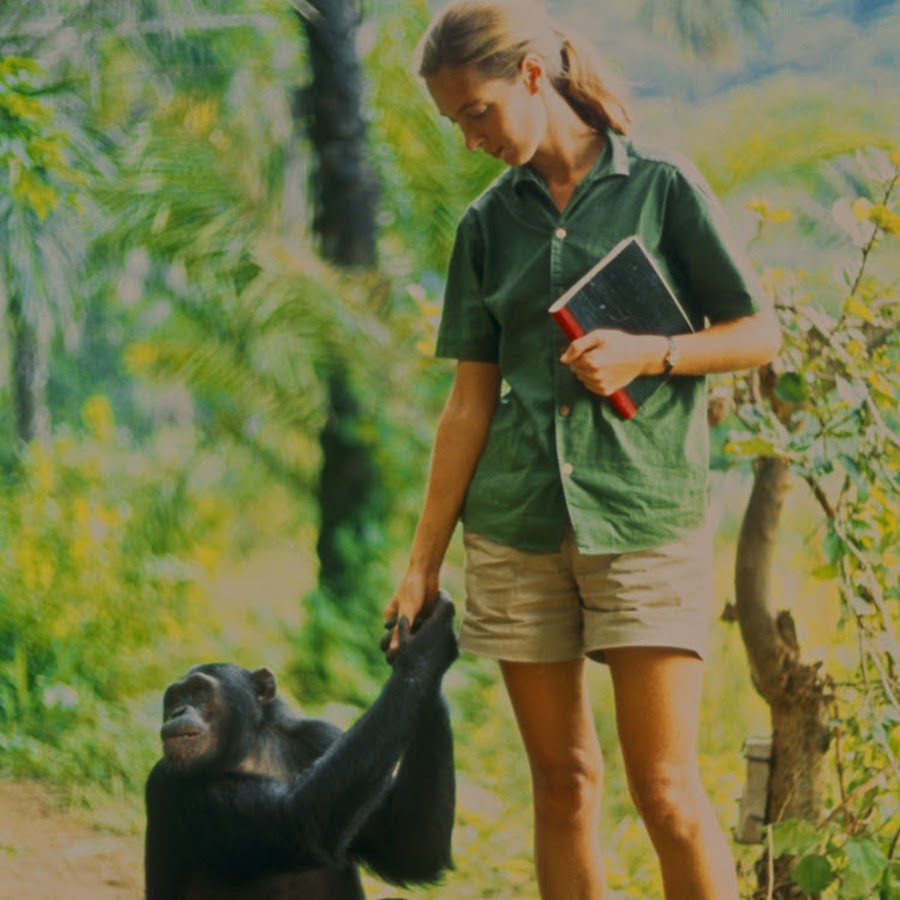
[405, 558, 442, 591]
[640, 334, 671, 376]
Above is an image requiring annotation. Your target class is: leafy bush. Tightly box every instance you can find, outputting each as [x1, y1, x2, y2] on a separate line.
[725, 147, 900, 898]
[0, 396, 229, 781]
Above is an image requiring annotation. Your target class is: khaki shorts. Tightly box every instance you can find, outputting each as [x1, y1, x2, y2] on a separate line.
[460, 521, 715, 663]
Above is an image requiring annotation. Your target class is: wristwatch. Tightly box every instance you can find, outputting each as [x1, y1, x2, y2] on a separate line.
[662, 335, 680, 375]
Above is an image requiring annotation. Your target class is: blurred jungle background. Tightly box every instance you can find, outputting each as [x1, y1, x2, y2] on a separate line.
[0, 0, 897, 897]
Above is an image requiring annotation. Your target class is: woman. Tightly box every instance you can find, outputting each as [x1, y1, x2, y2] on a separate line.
[386, 2, 781, 898]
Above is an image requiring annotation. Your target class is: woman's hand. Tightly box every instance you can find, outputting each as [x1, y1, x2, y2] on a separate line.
[384, 567, 440, 654]
[561, 329, 663, 396]
[560, 309, 782, 394]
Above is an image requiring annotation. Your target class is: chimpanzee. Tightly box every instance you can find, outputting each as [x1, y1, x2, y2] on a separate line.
[144, 591, 458, 899]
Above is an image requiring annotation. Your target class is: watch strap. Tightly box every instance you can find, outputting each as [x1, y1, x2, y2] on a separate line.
[662, 335, 678, 375]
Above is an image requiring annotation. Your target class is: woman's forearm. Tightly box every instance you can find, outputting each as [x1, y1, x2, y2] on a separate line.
[640, 306, 782, 377]
[563, 306, 781, 398]
[407, 362, 501, 579]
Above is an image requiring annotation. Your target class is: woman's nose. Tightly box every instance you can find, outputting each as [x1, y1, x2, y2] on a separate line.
[462, 127, 483, 152]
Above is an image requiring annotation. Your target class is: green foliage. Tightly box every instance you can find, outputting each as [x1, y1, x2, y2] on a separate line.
[685, 78, 893, 199]
[0, 55, 84, 219]
[0, 687, 157, 804]
[0, 52, 94, 421]
[770, 819, 896, 898]
[0, 395, 231, 778]
[101, 57, 431, 702]
[726, 147, 900, 897]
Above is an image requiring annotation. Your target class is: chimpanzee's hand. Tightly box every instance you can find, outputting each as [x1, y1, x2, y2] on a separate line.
[381, 590, 458, 679]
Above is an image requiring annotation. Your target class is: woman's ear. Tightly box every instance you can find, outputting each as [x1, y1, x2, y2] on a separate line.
[520, 54, 545, 95]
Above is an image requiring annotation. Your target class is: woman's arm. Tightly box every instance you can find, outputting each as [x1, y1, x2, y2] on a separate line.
[561, 306, 781, 397]
[385, 360, 502, 643]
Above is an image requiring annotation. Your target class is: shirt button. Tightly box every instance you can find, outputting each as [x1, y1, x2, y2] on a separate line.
[562, 462, 574, 476]
[559, 405, 571, 417]
[554, 227, 567, 240]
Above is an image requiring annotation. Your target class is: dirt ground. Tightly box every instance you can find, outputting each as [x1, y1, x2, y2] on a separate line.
[0, 779, 415, 900]
[0, 779, 144, 900]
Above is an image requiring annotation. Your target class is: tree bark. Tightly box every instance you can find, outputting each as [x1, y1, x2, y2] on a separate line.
[735, 455, 832, 898]
[297, 0, 384, 604]
[6, 288, 50, 446]
[300, 0, 378, 269]
[315, 365, 383, 603]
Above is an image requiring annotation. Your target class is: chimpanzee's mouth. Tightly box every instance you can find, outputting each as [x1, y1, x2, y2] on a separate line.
[161, 723, 203, 742]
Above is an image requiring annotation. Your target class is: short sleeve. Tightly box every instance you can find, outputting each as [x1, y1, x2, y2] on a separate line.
[435, 209, 501, 362]
[662, 163, 767, 324]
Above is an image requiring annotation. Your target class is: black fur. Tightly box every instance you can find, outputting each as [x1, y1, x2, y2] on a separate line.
[144, 592, 458, 899]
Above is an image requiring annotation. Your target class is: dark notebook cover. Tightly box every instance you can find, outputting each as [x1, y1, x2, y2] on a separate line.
[549, 235, 694, 412]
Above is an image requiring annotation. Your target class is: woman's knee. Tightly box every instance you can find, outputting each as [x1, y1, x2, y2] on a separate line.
[627, 766, 709, 844]
[531, 749, 603, 820]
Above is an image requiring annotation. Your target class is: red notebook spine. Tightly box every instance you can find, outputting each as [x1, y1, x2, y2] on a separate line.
[551, 308, 638, 420]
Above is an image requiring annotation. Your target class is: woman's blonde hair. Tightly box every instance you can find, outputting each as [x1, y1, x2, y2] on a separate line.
[417, 0, 630, 135]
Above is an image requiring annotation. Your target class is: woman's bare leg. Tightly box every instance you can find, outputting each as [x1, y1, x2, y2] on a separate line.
[606, 647, 739, 900]
[500, 658, 607, 900]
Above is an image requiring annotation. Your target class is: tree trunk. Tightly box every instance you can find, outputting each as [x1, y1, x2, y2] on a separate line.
[6, 288, 50, 446]
[294, 0, 385, 692]
[300, 0, 378, 269]
[734, 455, 832, 898]
[315, 364, 383, 603]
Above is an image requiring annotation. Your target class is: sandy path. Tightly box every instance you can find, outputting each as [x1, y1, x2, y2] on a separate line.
[0, 779, 143, 900]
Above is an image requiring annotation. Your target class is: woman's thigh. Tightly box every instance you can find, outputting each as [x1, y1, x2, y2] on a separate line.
[500, 658, 603, 782]
[605, 647, 705, 800]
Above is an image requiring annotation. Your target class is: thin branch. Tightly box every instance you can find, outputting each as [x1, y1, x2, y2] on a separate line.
[822, 764, 893, 829]
[888, 820, 900, 863]
[847, 167, 899, 299]
[803, 474, 836, 519]
[829, 695, 851, 828]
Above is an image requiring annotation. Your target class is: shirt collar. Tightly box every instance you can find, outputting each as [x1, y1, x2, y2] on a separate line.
[510, 128, 631, 196]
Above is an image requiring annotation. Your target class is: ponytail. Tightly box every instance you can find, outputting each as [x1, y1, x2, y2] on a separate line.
[554, 31, 630, 136]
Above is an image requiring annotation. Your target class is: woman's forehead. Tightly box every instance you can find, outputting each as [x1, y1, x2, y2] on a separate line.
[426, 64, 517, 117]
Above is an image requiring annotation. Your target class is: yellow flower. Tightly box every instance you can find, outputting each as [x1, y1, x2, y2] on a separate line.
[844, 295, 875, 324]
[183, 99, 218, 136]
[194, 544, 221, 572]
[747, 198, 792, 224]
[851, 197, 873, 221]
[82, 395, 115, 442]
[125, 341, 160, 371]
[869, 204, 900, 236]
[11, 168, 58, 219]
[14, 540, 54, 592]
[31, 446, 56, 495]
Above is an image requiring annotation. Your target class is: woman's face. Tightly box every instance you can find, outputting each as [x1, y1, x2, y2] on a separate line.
[426, 61, 547, 167]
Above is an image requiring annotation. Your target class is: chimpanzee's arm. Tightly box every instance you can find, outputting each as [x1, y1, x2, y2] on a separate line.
[293, 595, 457, 859]
[353, 691, 455, 885]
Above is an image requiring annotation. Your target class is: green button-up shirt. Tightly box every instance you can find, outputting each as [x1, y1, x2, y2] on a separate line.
[435, 130, 764, 553]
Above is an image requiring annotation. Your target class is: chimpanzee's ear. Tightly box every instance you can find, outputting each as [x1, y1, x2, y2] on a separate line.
[251, 667, 277, 705]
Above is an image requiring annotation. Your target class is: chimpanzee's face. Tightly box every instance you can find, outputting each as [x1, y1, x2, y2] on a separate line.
[160, 670, 225, 772]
